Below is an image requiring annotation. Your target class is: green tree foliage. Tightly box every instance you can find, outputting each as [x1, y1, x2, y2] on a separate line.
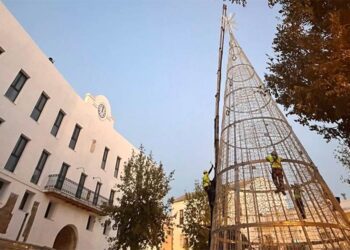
[103, 147, 174, 250]
[224, 0, 247, 7]
[182, 182, 210, 250]
[335, 143, 350, 184]
[224, 0, 277, 7]
[264, 0, 350, 146]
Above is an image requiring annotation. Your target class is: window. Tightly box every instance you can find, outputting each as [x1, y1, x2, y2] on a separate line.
[19, 192, 29, 210]
[30, 92, 49, 121]
[44, 201, 55, 219]
[0, 179, 10, 200]
[51, 109, 65, 136]
[19, 190, 34, 211]
[5, 70, 29, 102]
[86, 215, 95, 231]
[0, 181, 4, 191]
[93, 182, 102, 205]
[109, 189, 115, 205]
[55, 163, 70, 190]
[76, 173, 87, 199]
[103, 220, 111, 235]
[179, 209, 184, 225]
[69, 124, 81, 150]
[30, 150, 50, 184]
[4, 134, 29, 172]
[114, 157, 121, 178]
[101, 147, 109, 170]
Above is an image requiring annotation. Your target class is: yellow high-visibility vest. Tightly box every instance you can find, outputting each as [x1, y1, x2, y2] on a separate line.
[202, 173, 210, 188]
[266, 155, 282, 169]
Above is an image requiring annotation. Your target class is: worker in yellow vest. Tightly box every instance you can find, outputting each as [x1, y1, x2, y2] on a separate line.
[292, 184, 306, 219]
[202, 164, 215, 211]
[202, 170, 211, 193]
[266, 151, 286, 195]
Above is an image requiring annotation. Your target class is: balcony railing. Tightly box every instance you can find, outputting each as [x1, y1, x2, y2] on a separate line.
[44, 174, 109, 214]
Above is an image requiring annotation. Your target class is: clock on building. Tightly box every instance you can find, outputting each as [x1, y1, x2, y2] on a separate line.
[97, 103, 106, 119]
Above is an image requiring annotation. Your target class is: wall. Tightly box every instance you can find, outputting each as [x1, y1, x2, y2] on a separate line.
[0, 2, 136, 249]
[161, 196, 188, 250]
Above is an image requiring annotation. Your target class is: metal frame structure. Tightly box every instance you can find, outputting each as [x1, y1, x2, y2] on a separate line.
[211, 11, 350, 250]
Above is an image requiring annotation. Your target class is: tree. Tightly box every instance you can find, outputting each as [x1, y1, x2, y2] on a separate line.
[335, 143, 350, 184]
[265, 0, 350, 147]
[103, 147, 174, 250]
[182, 182, 211, 250]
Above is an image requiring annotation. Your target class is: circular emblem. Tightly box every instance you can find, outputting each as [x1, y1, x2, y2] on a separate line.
[97, 103, 106, 119]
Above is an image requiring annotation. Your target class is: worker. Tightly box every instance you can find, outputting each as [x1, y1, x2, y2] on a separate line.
[202, 171, 210, 193]
[266, 151, 286, 195]
[292, 184, 306, 219]
[208, 176, 216, 212]
[202, 164, 214, 192]
[202, 164, 215, 214]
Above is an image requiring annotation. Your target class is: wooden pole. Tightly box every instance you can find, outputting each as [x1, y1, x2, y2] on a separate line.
[214, 4, 226, 175]
[210, 4, 227, 249]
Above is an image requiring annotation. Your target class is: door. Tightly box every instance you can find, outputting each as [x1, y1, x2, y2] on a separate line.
[55, 163, 69, 190]
[93, 182, 101, 205]
[75, 173, 87, 199]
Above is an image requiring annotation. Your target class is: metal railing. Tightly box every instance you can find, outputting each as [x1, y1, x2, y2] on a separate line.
[45, 174, 109, 211]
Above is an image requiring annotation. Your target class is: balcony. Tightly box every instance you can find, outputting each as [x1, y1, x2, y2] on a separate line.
[44, 174, 109, 215]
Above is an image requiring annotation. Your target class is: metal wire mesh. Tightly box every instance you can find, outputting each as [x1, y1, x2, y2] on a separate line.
[211, 32, 350, 250]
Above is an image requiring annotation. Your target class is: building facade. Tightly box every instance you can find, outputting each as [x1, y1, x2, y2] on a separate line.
[161, 195, 189, 250]
[0, 3, 136, 250]
[341, 199, 350, 220]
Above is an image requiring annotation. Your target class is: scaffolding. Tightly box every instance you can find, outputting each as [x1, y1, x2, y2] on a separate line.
[211, 10, 350, 250]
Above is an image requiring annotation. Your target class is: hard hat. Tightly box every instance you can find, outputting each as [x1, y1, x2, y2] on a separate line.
[271, 151, 277, 156]
[203, 170, 208, 174]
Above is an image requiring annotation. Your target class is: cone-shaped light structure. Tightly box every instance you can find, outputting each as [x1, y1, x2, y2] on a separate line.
[211, 20, 350, 249]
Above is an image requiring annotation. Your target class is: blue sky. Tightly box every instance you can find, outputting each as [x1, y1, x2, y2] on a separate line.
[3, 0, 349, 199]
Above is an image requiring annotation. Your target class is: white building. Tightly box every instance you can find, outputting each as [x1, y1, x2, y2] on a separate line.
[171, 195, 188, 250]
[341, 199, 350, 220]
[0, 3, 136, 250]
[161, 195, 189, 250]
